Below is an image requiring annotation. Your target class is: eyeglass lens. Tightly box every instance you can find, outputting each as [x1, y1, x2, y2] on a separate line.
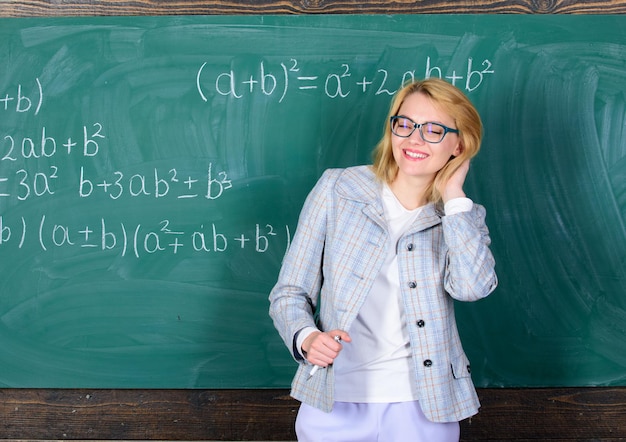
[391, 117, 448, 143]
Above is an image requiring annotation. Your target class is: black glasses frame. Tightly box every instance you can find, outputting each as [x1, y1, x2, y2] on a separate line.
[390, 116, 459, 144]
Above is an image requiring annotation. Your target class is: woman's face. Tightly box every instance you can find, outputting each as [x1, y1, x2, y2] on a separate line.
[391, 92, 462, 186]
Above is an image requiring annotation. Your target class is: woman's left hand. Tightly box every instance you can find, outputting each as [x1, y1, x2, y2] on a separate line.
[440, 159, 470, 203]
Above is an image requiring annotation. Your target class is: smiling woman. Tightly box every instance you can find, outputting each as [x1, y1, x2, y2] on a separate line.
[269, 78, 497, 440]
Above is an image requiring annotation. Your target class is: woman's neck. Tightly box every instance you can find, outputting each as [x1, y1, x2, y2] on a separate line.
[388, 176, 430, 210]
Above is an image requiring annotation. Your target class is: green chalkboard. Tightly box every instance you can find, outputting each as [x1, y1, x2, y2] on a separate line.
[0, 15, 624, 388]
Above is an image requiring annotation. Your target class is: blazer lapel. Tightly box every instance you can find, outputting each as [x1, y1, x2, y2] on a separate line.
[335, 166, 386, 228]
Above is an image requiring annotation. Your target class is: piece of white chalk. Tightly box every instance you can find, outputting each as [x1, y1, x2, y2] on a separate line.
[309, 365, 320, 377]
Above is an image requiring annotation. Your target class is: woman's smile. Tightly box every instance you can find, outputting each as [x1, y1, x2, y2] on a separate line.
[403, 148, 429, 160]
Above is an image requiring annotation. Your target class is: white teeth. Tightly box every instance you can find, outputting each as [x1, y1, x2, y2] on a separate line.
[405, 150, 427, 159]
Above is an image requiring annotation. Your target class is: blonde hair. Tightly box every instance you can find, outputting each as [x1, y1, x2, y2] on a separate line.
[372, 78, 483, 204]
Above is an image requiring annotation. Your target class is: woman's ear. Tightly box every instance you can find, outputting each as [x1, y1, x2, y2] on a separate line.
[452, 141, 464, 157]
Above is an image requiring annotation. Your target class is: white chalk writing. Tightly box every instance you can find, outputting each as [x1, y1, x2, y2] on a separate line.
[0, 78, 43, 115]
[0, 216, 292, 257]
[197, 57, 495, 103]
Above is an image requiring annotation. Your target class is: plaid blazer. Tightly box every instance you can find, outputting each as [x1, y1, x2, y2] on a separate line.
[269, 165, 497, 423]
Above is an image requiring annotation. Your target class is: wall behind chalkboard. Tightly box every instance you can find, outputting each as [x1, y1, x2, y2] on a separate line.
[0, 15, 624, 389]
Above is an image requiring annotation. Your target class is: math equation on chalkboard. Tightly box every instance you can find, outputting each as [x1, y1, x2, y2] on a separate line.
[0, 216, 291, 258]
[197, 57, 495, 103]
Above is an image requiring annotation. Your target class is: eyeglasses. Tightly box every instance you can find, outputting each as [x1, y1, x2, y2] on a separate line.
[389, 116, 459, 144]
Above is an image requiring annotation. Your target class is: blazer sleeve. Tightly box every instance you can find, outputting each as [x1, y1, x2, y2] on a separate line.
[442, 203, 498, 301]
[268, 169, 339, 360]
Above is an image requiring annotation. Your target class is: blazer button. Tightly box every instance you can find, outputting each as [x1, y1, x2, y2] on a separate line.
[417, 319, 425, 328]
[423, 359, 433, 367]
[467, 365, 471, 373]
[407, 243, 414, 251]
[408, 281, 417, 289]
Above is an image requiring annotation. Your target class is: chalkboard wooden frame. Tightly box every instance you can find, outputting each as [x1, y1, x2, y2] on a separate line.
[0, 0, 626, 16]
[1, 1, 626, 441]
[0, 387, 625, 440]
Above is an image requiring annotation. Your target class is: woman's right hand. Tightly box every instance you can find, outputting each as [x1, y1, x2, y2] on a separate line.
[302, 330, 351, 367]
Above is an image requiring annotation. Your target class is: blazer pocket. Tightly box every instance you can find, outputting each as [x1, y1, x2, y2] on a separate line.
[451, 354, 472, 379]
